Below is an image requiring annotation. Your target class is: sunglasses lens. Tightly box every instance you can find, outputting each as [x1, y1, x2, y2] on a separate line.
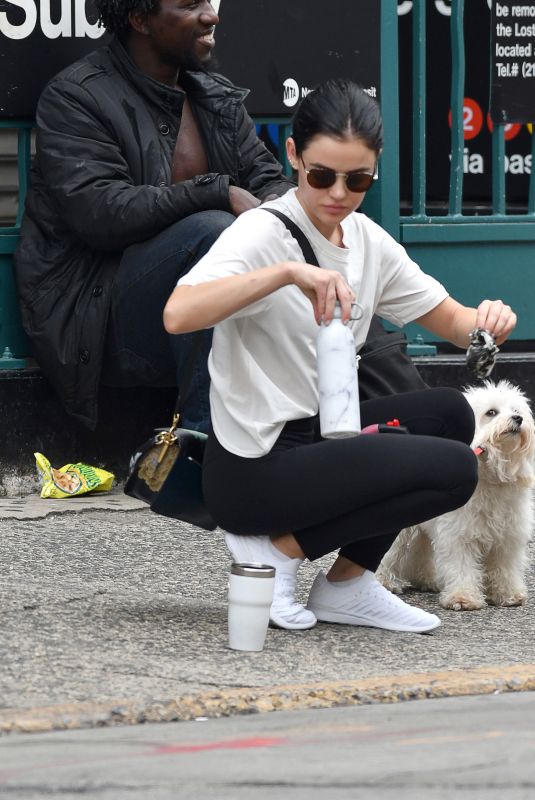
[306, 169, 336, 189]
[306, 168, 375, 192]
[346, 173, 375, 192]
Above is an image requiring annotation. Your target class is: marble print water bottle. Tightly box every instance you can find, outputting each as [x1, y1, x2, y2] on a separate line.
[316, 303, 361, 438]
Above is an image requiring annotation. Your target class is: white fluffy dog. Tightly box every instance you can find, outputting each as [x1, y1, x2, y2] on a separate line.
[376, 380, 535, 610]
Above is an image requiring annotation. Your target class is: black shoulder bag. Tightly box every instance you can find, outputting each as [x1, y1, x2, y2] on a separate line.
[262, 208, 427, 401]
[124, 333, 217, 531]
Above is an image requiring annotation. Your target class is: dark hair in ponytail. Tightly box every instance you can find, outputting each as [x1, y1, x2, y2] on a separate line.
[291, 78, 383, 156]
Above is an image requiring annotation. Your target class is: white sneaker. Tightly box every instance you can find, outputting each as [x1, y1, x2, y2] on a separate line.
[224, 532, 317, 630]
[307, 570, 441, 633]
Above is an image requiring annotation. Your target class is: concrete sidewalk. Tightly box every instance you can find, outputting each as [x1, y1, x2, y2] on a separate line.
[1, 492, 534, 735]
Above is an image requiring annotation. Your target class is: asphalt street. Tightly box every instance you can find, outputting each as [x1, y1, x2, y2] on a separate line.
[1, 693, 535, 799]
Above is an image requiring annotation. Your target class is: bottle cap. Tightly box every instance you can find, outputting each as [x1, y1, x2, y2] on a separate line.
[329, 302, 364, 321]
[231, 562, 276, 578]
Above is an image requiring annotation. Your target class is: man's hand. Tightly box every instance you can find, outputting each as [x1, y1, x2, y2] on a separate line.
[228, 187, 261, 216]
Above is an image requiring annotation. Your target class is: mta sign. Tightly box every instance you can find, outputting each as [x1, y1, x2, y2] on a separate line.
[215, 0, 380, 116]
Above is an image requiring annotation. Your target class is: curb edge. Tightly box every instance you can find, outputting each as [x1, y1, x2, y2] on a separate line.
[2, 663, 534, 736]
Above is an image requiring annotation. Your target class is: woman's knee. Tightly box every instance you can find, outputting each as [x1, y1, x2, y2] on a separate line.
[442, 440, 479, 508]
[432, 387, 475, 445]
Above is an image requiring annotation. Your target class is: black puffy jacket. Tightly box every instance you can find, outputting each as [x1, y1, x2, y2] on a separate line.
[15, 37, 292, 429]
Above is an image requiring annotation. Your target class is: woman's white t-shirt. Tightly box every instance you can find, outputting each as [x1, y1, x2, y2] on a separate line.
[177, 189, 448, 458]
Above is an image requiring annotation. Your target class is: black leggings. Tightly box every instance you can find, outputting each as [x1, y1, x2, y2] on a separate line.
[202, 388, 478, 571]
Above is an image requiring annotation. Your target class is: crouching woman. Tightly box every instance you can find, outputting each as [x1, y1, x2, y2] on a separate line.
[163, 79, 516, 633]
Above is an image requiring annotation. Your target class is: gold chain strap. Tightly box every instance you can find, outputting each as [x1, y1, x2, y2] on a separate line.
[155, 413, 180, 464]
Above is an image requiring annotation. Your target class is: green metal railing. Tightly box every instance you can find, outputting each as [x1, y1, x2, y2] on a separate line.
[1, 121, 33, 230]
[398, 0, 535, 344]
[0, 120, 32, 367]
[404, 0, 535, 229]
[362, 0, 401, 238]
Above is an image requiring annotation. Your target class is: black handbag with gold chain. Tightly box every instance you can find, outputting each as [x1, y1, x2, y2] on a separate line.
[124, 333, 217, 531]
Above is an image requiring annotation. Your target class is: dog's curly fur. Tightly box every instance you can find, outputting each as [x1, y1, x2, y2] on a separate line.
[376, 380, 535, 610]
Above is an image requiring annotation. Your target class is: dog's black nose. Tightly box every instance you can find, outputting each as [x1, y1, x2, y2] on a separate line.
[512, 415, 523, 426]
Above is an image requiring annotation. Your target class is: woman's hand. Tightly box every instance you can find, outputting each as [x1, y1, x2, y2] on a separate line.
[476, 299, 517, 345]
[164, 261, 354, 335]
[416, 296, 517, 349]
[288, 262, 355, 325]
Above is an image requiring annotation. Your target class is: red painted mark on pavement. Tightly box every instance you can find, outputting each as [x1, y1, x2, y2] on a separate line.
[154, 736, 287, 755]
[0, 737, 288, 784]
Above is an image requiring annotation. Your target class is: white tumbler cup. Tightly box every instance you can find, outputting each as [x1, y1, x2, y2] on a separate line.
[228, 562, 275, 651]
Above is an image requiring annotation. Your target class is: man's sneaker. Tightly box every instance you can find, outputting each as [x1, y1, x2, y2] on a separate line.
[306, 569, 441, 633]
[224, 532, 317, 630]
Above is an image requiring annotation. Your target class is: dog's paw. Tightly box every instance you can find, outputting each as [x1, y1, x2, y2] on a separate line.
[487, 591, 527, 607]
[439, 590, 486, 611]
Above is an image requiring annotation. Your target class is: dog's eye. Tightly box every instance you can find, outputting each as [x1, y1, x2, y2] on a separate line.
[485, 409, 498, 417]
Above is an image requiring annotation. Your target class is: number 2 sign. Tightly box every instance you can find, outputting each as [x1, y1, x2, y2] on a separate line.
[448, 98, 483, 140]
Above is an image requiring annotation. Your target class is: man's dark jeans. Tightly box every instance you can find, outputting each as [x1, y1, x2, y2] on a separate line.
[101, 210, 235, 432]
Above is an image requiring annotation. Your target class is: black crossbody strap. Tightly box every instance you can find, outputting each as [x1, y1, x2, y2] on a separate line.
[262, 208, 320, 268]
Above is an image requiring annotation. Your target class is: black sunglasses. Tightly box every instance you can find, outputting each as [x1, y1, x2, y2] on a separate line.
[300, 157, 378, 193]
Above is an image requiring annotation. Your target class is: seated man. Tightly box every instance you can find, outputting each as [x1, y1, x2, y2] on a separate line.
[14, 0, 292, 431]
